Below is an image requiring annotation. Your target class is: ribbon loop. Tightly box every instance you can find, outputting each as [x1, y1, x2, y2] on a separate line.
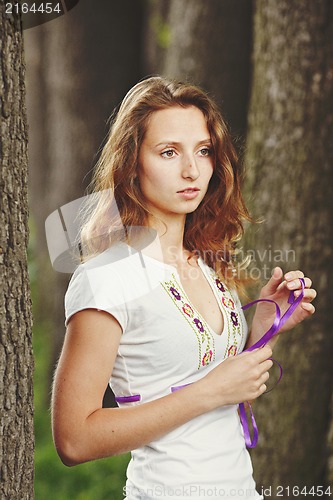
[239, 402, 258, 448]
[239, 277, 305, 448]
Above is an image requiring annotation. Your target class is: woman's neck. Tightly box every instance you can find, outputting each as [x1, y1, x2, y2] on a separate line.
[144, 214, 190, 268]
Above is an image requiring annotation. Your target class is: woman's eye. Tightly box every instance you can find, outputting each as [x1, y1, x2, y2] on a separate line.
[161, 149, 176, 158]
[199, 147, 211, 156]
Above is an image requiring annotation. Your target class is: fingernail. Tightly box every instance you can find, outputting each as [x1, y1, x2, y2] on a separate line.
[285, 272, 293, 280]
[287, 280, 297, 289]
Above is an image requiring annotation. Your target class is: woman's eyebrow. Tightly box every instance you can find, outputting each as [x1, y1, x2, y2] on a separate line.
[154, 138, 212, 149]
[197, 139, 212, 146]
[154, 141, 181, 148]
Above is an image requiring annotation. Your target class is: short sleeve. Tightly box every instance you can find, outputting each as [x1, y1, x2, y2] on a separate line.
[64, 264, 128, 332]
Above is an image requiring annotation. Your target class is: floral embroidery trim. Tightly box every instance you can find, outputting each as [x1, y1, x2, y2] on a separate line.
[215, 278, 225, 292]
[170, 287, 181, 300]
[230, 311, 238, 326]
[202, 349, 213, 366]
[227, 345, 238, 357]
[161, 275, 216, 370]
[209, 268, 245, 358]
[182, 303, 194, 317]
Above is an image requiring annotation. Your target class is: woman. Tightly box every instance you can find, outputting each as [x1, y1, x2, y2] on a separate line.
[52, 76, 316, 499]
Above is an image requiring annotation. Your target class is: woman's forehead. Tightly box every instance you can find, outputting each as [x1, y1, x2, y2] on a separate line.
[143, 106, 210, 144]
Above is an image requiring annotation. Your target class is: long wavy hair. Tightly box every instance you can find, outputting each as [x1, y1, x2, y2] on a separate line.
[78, 76, 251, 286]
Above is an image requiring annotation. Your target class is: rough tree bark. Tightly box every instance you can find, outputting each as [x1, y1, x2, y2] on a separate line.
[0, 5, 34, 500]
[244, 1, 333, 495]
[144, 0, 253, 138]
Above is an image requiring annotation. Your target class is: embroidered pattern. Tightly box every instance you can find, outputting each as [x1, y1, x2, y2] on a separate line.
[227, 345, 238, 357]
[211, 271, 244, 358]
[161, 275, 216, 370]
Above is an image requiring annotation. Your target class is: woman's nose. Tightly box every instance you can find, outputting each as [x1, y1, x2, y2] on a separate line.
[181, 155, 200, 179]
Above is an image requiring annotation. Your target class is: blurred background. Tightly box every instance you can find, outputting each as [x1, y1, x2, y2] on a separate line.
[22, 0, 333, 498]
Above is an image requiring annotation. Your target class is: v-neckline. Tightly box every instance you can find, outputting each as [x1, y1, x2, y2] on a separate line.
[175, 258, 226, 337]
[197, 259, 226, 336]
[138, 248, 226, 337]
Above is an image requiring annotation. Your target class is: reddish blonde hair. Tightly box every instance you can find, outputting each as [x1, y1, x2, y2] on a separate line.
[79, 76, 251, 286]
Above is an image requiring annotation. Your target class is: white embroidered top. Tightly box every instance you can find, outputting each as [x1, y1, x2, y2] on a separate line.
[64, 243, 263, 500]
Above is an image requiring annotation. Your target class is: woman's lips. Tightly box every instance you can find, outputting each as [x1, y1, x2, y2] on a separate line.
[177, 188, 200, 200]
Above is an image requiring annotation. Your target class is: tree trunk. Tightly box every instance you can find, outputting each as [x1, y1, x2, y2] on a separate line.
[0, 6, 34, 499]
[244, 0, 333, 495]
[144, 0, 253, 138]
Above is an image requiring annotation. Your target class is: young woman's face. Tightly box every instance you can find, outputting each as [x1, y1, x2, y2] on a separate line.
[138, 105, 214, 222]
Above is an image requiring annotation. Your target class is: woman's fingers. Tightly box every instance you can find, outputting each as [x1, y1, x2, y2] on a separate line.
[277, 275, 315, 298]
[286, 276, 312, 290]
[300, 302, 315, 313]
[283, 272, 316, 316]
[261, 358, 274, 372]
[284, 270, 305, 281]
[260, 267, 284, 296]
[259, 386, 268, 396]
[294, 287, 317, 300]
[242, 347, 274, 372]
[259, 369, 270, 385]
[211, 345, 275, 405]
[253, 344, 273, 361]
[246, 349, 274, 394]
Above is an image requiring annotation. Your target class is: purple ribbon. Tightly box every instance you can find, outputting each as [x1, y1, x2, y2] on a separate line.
[239, 277, 305, 448]
[171, 384, 191, 392]
[115, 386, 190, 403]
[115, 394, 141, 404]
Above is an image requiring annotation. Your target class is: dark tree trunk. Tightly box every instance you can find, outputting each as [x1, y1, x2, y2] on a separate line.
[244, 1, 333, 495]
[144, 0, 253, 139]
[0, 5, 34, 499]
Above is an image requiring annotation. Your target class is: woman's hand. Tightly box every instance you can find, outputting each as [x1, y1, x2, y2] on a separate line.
[198, 345, 274, 408]
[248, 267, 316, 349]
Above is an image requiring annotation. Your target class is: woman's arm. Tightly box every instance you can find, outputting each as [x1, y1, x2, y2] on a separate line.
[52, 308, 273, 466]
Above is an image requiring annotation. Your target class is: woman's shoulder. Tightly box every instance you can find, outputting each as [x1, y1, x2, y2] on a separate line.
[81, 242, 130, 270]
[67, 241, 164, 295]
[64, 243, 132, 328]
[69, 242, 134, 279]
[66, 243, 128, 293]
